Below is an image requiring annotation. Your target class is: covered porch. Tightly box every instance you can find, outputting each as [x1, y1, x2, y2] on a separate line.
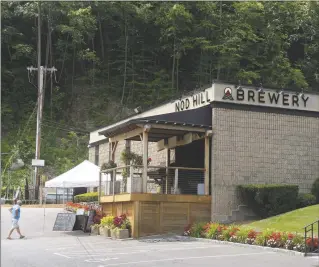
[97, 107, 213, 237]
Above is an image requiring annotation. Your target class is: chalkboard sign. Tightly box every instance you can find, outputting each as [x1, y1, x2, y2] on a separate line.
[86, 210, 96, 232]
[53, 213, 76, 231]
[73, 215, 89, 232]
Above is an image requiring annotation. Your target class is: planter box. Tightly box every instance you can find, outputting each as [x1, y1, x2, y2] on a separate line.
[111, 228, 129, 239]
[117, 229, 129, 239]
[90, 226, 100, 236]
[111, 229, 117, 239]
[100, 227, 111, 237]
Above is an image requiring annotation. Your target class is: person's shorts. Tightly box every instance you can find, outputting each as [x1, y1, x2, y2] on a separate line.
[11, 219, 19, 229]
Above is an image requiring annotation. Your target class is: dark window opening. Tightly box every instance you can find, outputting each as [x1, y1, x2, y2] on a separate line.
[95, 145, 99, 166]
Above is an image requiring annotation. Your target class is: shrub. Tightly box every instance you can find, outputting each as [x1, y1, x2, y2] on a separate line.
[206, 223, 220, 239]
[100, 215, 114, 228]
[74, 192, 98, 203]
[190, 222, 206, 238]
[235, 227, 257, 244]
[296, 193, 316, 208]
[113, 214, 130, 230]
[237, 184, 299, 218]
[311, 178, 319, 203]
[182, 222, 312, 253]
[254, 228, 274, 246]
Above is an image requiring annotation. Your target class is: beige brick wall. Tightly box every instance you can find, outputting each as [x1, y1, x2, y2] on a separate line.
[211, 108, 319, 222]
[99, 143, 109, 167]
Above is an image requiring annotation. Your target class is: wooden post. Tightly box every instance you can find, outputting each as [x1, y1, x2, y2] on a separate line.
[142, 129, 149, 193]
[165, 148, 170, 194]
[204, 135, 210, 195]
[98, 171, 102, 204]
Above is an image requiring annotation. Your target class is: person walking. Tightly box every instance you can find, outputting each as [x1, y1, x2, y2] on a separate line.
[7, 199, 25, 240]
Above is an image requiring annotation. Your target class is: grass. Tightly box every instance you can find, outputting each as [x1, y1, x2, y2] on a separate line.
[246, 204, 319, 234]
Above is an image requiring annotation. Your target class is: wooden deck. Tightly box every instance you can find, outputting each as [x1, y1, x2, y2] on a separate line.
[100, 194, 211, 238]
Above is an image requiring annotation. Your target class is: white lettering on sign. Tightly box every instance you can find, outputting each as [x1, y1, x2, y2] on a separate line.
[175, 91, 211, 112]
[222, 87, 310, 108]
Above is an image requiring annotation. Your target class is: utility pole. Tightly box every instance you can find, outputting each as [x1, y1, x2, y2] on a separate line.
[27, 65, 57, 203]
[27, 1, 57, 203]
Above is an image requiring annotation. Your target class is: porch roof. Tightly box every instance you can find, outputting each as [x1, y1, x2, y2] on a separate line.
[98, 106, 212, 142]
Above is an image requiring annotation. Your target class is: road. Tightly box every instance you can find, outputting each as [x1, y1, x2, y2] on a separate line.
[1, 207, 318, 267]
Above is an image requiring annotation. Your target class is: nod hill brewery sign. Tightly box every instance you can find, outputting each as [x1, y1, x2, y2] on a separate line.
[174, 86, 311, 112]
[221, 87, 309, 107]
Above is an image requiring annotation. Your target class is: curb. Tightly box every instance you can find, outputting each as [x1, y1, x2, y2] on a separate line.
[187, 237, 314, 257]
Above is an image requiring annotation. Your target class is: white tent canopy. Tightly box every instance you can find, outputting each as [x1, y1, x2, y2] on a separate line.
[45, 160, 103, 188]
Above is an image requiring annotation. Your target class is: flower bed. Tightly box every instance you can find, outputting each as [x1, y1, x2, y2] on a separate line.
[65, 202, 103, 224]
[184, 222, 318, 253]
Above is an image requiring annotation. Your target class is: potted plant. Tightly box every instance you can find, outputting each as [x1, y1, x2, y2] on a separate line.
[90, 224, 100, 235]
[100, 215, 114, 237]
[112, 214, 130, 239]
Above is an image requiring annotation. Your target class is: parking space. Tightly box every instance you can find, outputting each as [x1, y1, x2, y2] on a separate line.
[1, 208, 318, 267]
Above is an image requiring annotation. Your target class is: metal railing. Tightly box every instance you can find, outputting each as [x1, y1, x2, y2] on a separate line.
[99, 165, 206, 197]
[304, 219, 319, 256]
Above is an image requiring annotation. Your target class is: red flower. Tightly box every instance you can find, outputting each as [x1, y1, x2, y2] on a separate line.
[269, 232, 282, 241]
[306, 238, 319, 248]
[287, 233, 294, 240]
[248, 230, 257, 239]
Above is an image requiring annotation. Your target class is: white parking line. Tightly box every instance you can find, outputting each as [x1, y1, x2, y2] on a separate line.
[46, 246, 78, 251]
[97, 252, 274, 266]
[63, 245, 223, 256]
[52, 244, 224, 259]
[53, 253, 71, 259]
[85, 258, 119, 263]
[58, 242, 212, 254]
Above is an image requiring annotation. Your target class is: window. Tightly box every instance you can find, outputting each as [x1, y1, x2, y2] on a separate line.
[95, 145, 99, 166]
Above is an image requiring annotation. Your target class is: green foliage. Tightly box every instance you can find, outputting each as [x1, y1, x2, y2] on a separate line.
[101, 161, 117, 170]
[237, 184, 299, 218]
[206, 223, 220, 239]
[190, 222, 206, 238]
[100, 215, 114, 228]
[254, 228, 274, 246]
[235, 227, 253, 243]
[2, 1, 319, 194]
[74, 192, 98, 203]
[120, 150, 143, 166]
[296, 193, 316, 208]
[311, 178, 319, 203]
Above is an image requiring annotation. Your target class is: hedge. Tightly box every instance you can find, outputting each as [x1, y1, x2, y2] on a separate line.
[237, 184, 298, 218]
[296, 193, 316, 209]
[311, 178, 319, 204]
[74, 192, 98, 203]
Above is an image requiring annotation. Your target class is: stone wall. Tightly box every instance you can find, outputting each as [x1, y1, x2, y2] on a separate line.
[211, 107, 319, 222]
[88, 147, 95, 164]
[89, 140, 176, 168]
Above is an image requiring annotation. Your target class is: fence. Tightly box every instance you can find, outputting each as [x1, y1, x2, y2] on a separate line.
[100, 165, 205, 196]
[1, 188, 74, 205]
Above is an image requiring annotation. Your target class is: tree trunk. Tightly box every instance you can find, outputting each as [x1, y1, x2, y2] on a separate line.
[176, 54, 179, 92]
[92, 38, 95, 86]
[98, 14, 105, 61]
[121, 20, 128, 104]
[58, 34, 70, 83]
[71, 47, 75, 101]
[171, 36, 176, 90]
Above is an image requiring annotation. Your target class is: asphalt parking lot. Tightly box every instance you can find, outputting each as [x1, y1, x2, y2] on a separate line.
[1, 208, 318, 267]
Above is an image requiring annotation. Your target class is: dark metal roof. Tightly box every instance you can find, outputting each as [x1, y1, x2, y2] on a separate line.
[99, 106, 212, 138]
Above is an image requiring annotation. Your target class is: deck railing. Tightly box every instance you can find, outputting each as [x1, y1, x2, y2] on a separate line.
[99, 165, 206, 197]
[304, 219, 319, 256]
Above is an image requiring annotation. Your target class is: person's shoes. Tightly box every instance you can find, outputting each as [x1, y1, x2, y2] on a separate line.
[7, 237, 12, 240]
[19, 235, 25, 239]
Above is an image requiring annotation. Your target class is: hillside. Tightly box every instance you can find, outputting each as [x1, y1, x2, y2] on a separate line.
[1, 1, 319, 192]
